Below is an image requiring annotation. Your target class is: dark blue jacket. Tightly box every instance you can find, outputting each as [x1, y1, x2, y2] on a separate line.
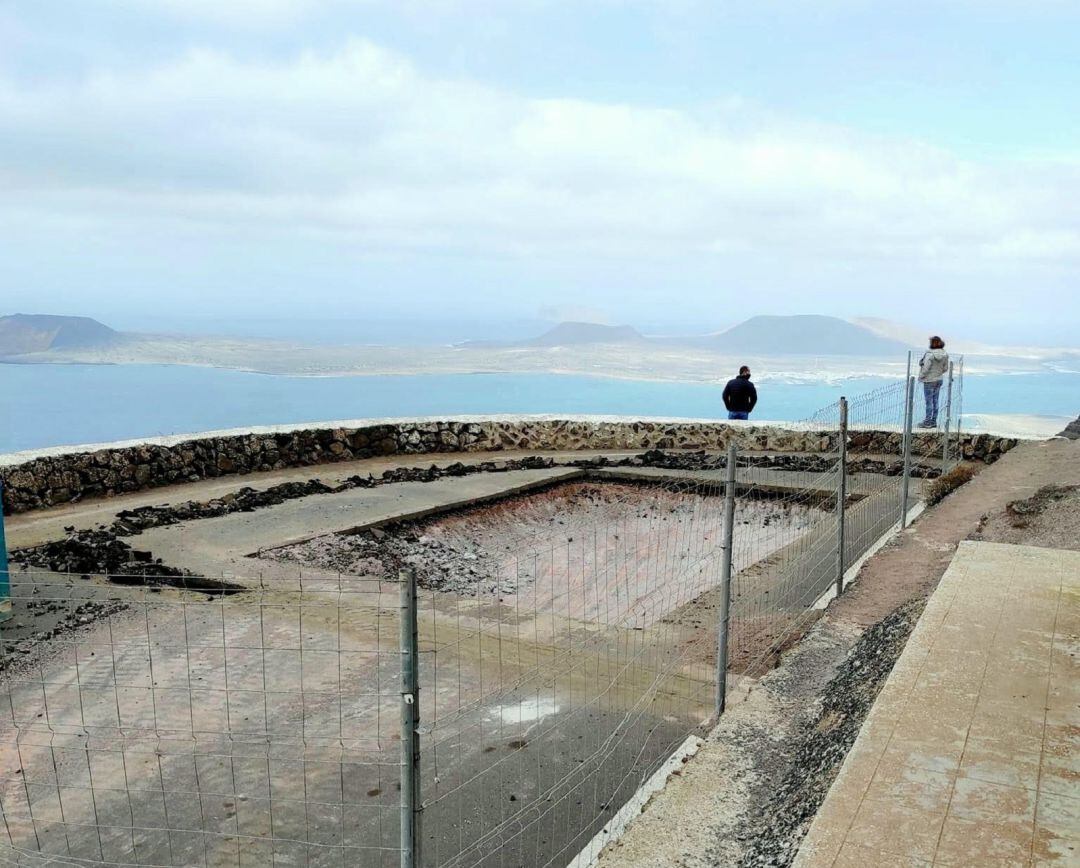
[723, 375, 757, 413]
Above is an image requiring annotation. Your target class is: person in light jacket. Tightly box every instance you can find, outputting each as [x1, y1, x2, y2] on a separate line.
[918, 336, 950, 428]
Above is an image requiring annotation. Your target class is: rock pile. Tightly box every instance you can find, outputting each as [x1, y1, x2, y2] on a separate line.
[1005, 484, 1079, 527]
[1057, 416, 1080, 440]
[11, 529, 241, 592]
[11, 529, 167, 576]
[2, 420, 1017, 513]
[272, 524, 514, 596]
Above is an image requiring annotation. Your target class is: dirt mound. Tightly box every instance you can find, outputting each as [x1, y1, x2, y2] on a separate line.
[973, 483, 1080, 552]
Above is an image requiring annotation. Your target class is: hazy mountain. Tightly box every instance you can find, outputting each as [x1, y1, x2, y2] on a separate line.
[712, 315, 909, 356]
[526, 322, 645, 346]
[851, 316, 928, 348]
[461, 321, 646, 348]
[0, 314, 121, 355]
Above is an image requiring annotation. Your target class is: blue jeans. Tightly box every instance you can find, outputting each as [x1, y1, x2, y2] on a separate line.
[728, 411, 749, 420]
[923, 381, 942, 424]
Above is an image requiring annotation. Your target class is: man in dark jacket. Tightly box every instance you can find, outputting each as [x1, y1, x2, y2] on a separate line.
[723, 366, 757, 420]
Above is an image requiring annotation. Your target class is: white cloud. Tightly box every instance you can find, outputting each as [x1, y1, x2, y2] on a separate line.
[0, 38, 1078, 273]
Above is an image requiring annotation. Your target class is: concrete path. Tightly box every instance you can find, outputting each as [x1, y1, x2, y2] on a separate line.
[795, 541, 1080, 867]
[136, 467, 581, 581]
[4, 450, 639, 549]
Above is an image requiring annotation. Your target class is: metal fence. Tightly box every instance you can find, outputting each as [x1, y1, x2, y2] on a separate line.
[0, 572, 406, 867]
[0, 360, 967, 868]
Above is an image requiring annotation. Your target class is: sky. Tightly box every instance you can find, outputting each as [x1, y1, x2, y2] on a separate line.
[1, 1, 1078, 344]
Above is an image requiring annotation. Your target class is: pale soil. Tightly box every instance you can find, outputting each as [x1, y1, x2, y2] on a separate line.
[972, 483, 1080, 552]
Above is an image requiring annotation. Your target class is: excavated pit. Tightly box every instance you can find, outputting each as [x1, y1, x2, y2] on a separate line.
[266, 479, 823, 620]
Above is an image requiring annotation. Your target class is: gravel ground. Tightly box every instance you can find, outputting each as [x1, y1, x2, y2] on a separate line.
[736, 600, 923, 867]
[0, 577, 128, 673]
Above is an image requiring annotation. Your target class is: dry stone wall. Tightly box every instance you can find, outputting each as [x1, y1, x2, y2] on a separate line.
[1, 420, 1018, 514]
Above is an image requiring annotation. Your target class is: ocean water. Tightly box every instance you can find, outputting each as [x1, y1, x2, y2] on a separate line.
[1, 363, 1077, 454]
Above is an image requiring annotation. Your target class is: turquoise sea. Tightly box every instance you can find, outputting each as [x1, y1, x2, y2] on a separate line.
[2, 363, 1077, 453]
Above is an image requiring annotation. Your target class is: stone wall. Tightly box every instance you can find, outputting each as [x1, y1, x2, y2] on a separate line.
[0, 420, 1018, 514]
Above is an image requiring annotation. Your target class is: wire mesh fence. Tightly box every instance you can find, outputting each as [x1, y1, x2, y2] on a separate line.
[0, 572, 405, 868]
[413, 478, 728, 868]
[0, 363, 969, 867]
[912, 352, 966, 472]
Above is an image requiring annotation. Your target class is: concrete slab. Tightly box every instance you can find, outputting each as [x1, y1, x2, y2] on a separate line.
[5, 450, 642, 550]
[135, 467, 583, 581]
[794, 541, 1080, 867]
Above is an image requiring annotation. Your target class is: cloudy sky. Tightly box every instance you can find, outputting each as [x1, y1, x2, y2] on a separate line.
[1, 1, 1078, 343]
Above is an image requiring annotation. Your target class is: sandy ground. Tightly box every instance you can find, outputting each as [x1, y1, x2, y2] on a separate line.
[972, 482, 1080, 552]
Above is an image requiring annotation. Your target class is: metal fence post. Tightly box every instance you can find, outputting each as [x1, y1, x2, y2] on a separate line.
[941, 361, 955, 469]
[901, 376, 916, 528]
[0, 481, 10, 623]
[954, 356, 964, 462]
[835, 398, 848, 598]
[400, 568, 421, 868]
[715, 443, 737, 717]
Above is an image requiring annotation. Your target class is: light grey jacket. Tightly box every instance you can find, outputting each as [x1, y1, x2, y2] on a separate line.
[918, 348, 950, 383]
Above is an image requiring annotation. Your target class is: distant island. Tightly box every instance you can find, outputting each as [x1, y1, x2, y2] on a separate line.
[0, 313, 121, 354]
[1, 312, 1075, 382]
[459, 321, 647, 349]
[710, 315, 908, 356]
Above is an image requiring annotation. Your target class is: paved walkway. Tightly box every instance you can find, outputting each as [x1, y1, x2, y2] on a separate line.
[795, 541, 1080, 867]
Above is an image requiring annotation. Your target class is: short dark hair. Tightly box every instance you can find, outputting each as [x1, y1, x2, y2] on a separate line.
[739, 365, 751, 376]
[929, 336, 945, 349]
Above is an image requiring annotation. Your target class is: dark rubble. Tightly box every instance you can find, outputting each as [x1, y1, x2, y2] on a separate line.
[736, 600, 924, 867]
